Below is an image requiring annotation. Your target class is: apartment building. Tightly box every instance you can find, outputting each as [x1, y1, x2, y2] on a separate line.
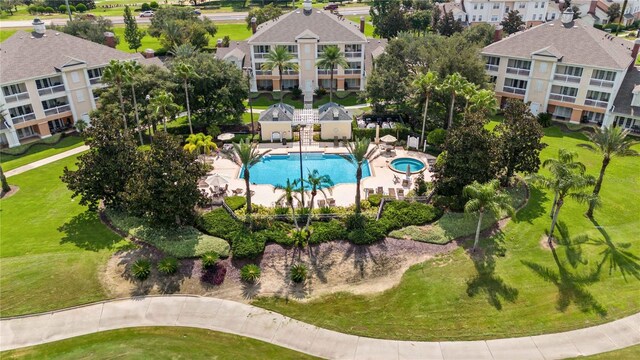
[216, 0, 386, 96]
[0, 19, 161, 148]
[482, 9, 636, 124]
[437, 1, 468, 23]
[606, 67, 640, 132]
[464, 0, 550, 25]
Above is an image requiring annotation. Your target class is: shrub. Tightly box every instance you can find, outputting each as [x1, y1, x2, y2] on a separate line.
[240, 264, 261, 283]
[291, 87, 303, 100]
[427, 128, 447, 148]
[76, 3, 87, 12]
[225, 196, 246, 210]
[537, 112, 552, 128]
[131, 258, 152, 280]
[368, 194, 382, 207]
[198, 208, 243, 239]
[69, 5, 76, 12]
[414, 173, 428, 196]
[348, 221, 386, 244]
[150, 1, 159, 9]
[257, 222, 293, 246]
[345, 213, 366, 231]
[201, 251, 219, 268]
[201, 264, 226, 285]
[231, 230, 266, 259]
[309, 220, 347, 244]
[45, 6, 55, 14]
[290, 263, 307, 283]
[314, 87, 328, 97]
[141, 2, 151, 11]
[274, 206, 290, 215]
[381, 201, 440, 232]
[157, 257, 178, 275]
[28, 5, 38, 14]
[59, 4, 67, 12]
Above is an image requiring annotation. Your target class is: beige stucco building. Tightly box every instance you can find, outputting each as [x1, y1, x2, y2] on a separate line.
[0, 19, 161, 148]
[318, 102, 352, 140]
[258, 103, 295, 142]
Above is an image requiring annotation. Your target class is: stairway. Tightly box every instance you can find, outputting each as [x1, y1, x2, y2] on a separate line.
[299, 124, 316, 147]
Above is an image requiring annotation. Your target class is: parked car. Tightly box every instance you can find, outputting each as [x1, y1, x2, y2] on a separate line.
[139, 11, 154, 18]
[324, 3, 339, 11]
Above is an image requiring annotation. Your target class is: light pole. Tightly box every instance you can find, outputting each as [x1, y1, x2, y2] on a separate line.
[64, 0, 72, 21]
[243, 67, 255, 138]
[299, 125, 305, 207]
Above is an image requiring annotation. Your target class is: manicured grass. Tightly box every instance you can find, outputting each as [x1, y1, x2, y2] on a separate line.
[0, 29, 17, 42]
[345, 15, 375, 38]
[0, 154, 127, 317]
[112, 25, 164, 53]
[568, 344, 640, 359]
[254, 124, 640, 341]
[216, 22, 253, 41]
[0, 136, 85, 172]
[0, 327, 320, 359]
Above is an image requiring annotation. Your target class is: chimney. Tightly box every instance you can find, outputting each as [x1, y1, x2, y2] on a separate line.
[251, 17, 257, 34]
[588, 1, 597, 15]
[631, 39, 640, 70]
[216, 39, 223, 48]
[360, 16, 365, 33]
[103, 32, 116, 48]
[143, 49, 155, 58]
[32, 18, 45, 34]
[560, 8, 574, 27]
[303, 0, 312, 13]
[493, 25, 503, 42]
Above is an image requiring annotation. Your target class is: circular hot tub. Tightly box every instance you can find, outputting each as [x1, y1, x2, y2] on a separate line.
[389, 157, 426, 174]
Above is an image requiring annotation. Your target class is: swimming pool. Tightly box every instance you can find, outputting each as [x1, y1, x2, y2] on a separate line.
[241, 153, 371, 188]
[390, 157, 426, 174]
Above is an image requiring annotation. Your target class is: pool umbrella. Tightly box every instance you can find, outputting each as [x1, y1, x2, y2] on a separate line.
[380, 134, 397, 143]
[375, 124, 380, 144]
[205, 173, 230, 188]
[406, 164, 411, 180]
[217, 133, 235, 141]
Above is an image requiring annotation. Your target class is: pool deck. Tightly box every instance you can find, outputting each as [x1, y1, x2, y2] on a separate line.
[208, 143, 436, 207]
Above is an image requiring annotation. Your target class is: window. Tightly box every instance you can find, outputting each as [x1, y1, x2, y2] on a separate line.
[592, 70, 616, 81]
[286, 45, 298, 55]
[550, 13, 556, 20]
[551, 85, 578, 96]
[2, 83, 26, 96]
[535, 2, 539, 8]
[472, 15, 477, 21]
[557, 65, 583, 77]
[504, 78, 527, 89]
[553, 106, 572, 118]
[16, 126, 36, 139]
[507, 59, 531, 70]
[519, 3, 526, 9]
[489, 75, 497, 83]
[474, 4, 478, 10]
[345, 44, 362, 52]
[345, 78, 361, 89]
[485, 56, 500, 66]
[505, 6, 510, 12]
[87, 68, 103, 79]
[254, 45, 269, 54]
[491, 15, 498, 22]
[493, 3, 499, 9]
[345, 61, 362, 74]
[586, 90, 610, 102]
[479, 15, 483, 21]
[480, 4, 484, 10]
[8, 104, 33, 117]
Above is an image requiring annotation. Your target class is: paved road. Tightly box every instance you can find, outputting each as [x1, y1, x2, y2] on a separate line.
[0, 7, 370, 28]
[4, 145, 88, 178]
[2, 295, 639, 359]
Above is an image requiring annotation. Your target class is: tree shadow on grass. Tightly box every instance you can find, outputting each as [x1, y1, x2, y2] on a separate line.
[556, 221, 589, 269]
[465, 232, 519, 310]
[588, 219, 640, 282]
[513, 186, 547, 225]
[58, 210, 122, 251]
[522, 246, 607, 317]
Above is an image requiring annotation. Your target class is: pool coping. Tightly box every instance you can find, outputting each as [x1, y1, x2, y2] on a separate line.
[387, 157, 427, 175]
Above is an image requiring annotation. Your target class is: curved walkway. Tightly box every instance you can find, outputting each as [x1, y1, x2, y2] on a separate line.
[1, 296, 639, 359]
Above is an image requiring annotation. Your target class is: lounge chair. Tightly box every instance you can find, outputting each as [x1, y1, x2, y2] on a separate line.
[327, 198, 336, 207]
[233, 188, 243, 195]
[317, 199, 326, 208]
[388, 188, 396, 199]
[397, 188, 405, 200]
[342, 136, 347, 146]
[402, 179, 410, 188]
[376, 186, 384, 195]
[334, 136, 339, 147]
[364, 188, 374, 199]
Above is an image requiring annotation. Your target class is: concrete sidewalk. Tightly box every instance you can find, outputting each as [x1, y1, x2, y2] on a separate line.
[1, 296, 638, 359]
[5, 145, 89, 178]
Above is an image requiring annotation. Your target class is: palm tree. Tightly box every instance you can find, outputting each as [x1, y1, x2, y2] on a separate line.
[581, 126, 638, 218]
[343, 137, 374, 213]
[173, 62, 198, 134]
[0, 165, 10, 193]
[275, 178, 302, 229]
[467, 89, 497, 116]
[184, 133, 217, 159]
[463, 180, 515, 251]
[440, 72, 467, 129]
[124, 60, 144, 145]
[316, 45, 349, 103]
[461, 81, 479, 113]
[530, 149, 596, 245]
[170, 43, 199, 59]
[412, 71, 439, 146]
[261, 45, 298, 101]
[102, 59, 129, 130]
[151, 90, 179, 131]
[304, 170, 334, 228]
[233, 139, 268, 219]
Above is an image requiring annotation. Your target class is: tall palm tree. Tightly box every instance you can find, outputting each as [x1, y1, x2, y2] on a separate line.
[440, 72, 467, 129]
[343, 137, 374, 213]
[540, 148, 587, 218]
[468, 89, 497, 116]
[581, 126, 638, 218]
[102, 59, 129, 130]
[261, 45, 298, 101]
[316, 45, 349, 103]
[412, 71, 439, 146]
[151, 90, 179, 131]
[461, 81, 479, 113]
[304, 170, 334, 228]
[124, 60, 144, 145]
[233, 139, 268, 219]
[173, 62, 198, 134]
[275, 178, 302, 229]
[530, 149, 596, 245]
[170, 43, 199, 59]
[0, 165, 10, 193]
[463, 180, 515, 251]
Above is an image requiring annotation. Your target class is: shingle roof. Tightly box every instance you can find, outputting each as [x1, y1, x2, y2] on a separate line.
[365, 38, 387, 75]
[248, 8, 367, 44]
[215, 41, 250, 65]
[258, 103, 295, 122]
[0, 30, 151, 84]
[612, 67, 640, 118]
[482, 19, 634, 70]
[318, 102, 351, 121]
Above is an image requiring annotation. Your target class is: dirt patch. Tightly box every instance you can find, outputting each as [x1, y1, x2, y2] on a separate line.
[539, 234, 558, 251]
[102, 238, 458, 303]
[0, 185, 19, 199]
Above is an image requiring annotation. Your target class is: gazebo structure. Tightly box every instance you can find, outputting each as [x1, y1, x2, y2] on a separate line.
[318, 102, 352, 141]
[258, 103, 295, 142]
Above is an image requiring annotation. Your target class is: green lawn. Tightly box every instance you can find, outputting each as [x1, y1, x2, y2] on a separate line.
[112, 25, 163, 53]
[254, 124, 640, 341]
[345, 15, 375, 38]
[0, 154, 127, 317]
[0, 29, 17, 42]
[0, 327, 319, 359]
[0, 136, 85, 172]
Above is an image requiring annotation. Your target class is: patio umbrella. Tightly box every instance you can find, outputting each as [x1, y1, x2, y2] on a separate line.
[380, 134, 397, 143]
[406, 164, 411, 180]
[205, 173, 230, 188]
[217, 133, 235, 141]
[375, 124, 380, 144]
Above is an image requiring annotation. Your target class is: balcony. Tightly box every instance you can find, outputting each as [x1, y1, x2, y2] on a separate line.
[549, 93, 576, 103]
[254, 53, 269, 60]
[585, 99, 608, 108]
[318, 69, 338, 75]
[11, 113, 36, 124]
[485, 64, 499, 72]
[554, 74, 581, 83]
[503, 86, 526, 95]
[89, 77, 102, 85]
[589, 78, 615, 88]
[44, 104, 71, 116]
[37, 84, 65, 97]
[345, 52, 363, 58]
[4, 92, 29, 103]
[344, 69, 362, 75]
[281, 70, 299, 76]
[506, 67, 530, 76]
[254, 70, 272, 76]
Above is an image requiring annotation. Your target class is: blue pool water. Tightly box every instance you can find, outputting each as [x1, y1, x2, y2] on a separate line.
[390, 157, 425, 173]
[241, 153, 371, 188]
